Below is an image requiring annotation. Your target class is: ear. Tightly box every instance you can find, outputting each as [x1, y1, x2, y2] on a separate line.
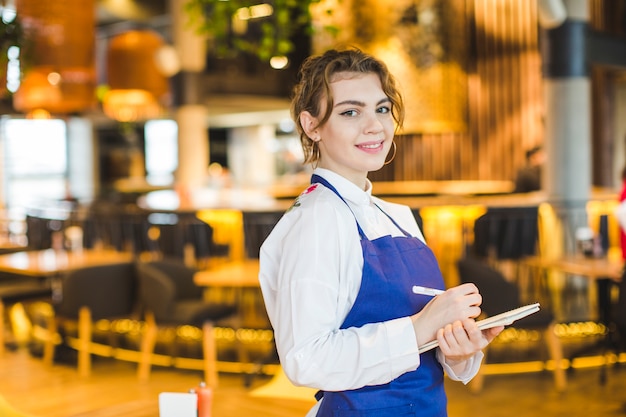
[299, 111, 319, 140]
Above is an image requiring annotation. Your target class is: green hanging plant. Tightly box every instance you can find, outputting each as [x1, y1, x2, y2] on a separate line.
[0, 10, 23, 84]
[0, 9, 34, 96]
[184, 0, 337, 62]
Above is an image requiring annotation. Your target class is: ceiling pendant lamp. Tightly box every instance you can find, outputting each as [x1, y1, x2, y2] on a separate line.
[13, 0, 96, 115]
[103, 30, 171, 122]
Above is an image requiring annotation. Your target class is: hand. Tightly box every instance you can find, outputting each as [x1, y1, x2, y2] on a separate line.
[436, 318, 504, 367]
[411, 283, 483, 347]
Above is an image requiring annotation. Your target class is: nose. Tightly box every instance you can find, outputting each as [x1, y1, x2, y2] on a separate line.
[364, 112, 385, 135]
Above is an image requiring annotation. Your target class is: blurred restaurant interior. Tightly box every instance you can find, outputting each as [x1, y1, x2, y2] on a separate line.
[2, 0, 626, 415]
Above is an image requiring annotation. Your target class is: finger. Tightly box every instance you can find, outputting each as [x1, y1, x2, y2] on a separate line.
[462, 318, 481, 336]
[465, 293, 483, 307]
[452, 320, 470, 343]
[437, 327, 450, 352]
[465, 305, 482, 319]
[439, 321, 469, 354]
[450, 283, 479, 296]
[483, 325, 505, 342]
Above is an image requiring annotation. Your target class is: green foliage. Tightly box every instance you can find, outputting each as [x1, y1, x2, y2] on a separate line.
[184, 0, 327, 62]
[0, 11, 23, 69]
[0, 11, 32, 84]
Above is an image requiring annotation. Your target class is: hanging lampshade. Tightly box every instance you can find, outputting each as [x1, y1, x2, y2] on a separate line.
[13, 0, 96, 114]
[103, 30, 170, 122]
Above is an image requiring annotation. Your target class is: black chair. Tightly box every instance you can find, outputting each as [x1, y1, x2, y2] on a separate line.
[472, 207, 539, 260]
[242, 211, 284, 259]
[135, 259, 237, 387]
[43, 262, 137, 377]
[457, 257, 566, 392]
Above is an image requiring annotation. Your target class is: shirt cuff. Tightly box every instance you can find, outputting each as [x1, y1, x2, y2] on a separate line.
[385, 316, 421, 374]
[437, 350, 484, 385]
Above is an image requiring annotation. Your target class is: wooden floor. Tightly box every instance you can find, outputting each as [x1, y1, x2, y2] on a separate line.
[1, 346, 626, 417]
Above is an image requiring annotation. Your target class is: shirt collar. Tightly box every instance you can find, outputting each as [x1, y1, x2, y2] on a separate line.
[313, 168, 372, 205]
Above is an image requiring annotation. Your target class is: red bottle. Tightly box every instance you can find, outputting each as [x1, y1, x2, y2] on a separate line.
[196, 381, 213, 417]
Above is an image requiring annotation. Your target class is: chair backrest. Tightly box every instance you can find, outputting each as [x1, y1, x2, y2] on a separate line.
[457, 257, 520, 316]
[142, 259, 202, 300]
[55, 262, 136, 321]
[136, 259, 203, 322]
[136, 261, 176, 321]
[472, 206, 539, 260]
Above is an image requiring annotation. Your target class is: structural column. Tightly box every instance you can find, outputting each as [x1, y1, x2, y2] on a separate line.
[228, 125, 276, 187]
[171, 0, 208, 190]
[541, 0, 591, 253]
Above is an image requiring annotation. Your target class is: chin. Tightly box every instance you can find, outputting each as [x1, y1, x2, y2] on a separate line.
[365, 160, 386, 172]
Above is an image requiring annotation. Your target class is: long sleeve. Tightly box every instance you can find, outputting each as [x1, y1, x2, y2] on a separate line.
[259, 190, 422, 390]
[259, 169, 482, 391]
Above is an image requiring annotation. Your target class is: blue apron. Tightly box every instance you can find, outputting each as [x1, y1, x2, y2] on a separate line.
[311, 174, 447, 417]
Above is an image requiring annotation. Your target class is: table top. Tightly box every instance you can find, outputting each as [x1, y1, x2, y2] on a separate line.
[523, 255, 623, 281]
[0, 242, 29, 255]
[0, 249, 134, 277]
[194, 260, 260, 288]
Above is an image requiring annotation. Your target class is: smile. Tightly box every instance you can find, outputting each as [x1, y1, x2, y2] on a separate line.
[357, 141, 384, 150]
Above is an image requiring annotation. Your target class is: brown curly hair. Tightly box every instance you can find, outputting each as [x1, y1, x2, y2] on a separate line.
[290, 48, 405, 165]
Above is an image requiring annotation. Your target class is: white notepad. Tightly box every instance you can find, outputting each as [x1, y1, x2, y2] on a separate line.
[418, 303, 541, 353]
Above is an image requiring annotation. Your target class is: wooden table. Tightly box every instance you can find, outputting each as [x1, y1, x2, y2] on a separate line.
[0, 241, 28, 255]
[523, 255, 622, 322]
[194, 260, 260, 288]
[196, 260, 316, 397]
[194, 260, 273, 384]
[0, 249, 135, 356]
[523, 255, 623, 281]
[523, 254, 623, 382]
[194, 260, 263, 329]
[0, 249, 134, 277]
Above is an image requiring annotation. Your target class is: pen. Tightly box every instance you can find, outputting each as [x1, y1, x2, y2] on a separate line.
[412, 285, 445, 296]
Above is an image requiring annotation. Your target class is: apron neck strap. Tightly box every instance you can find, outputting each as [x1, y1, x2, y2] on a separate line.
[310, 174, 413, 239]
[311, 174, 368, 239]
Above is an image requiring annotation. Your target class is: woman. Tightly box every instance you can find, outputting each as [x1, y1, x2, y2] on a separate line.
[259, 48, 503, 417]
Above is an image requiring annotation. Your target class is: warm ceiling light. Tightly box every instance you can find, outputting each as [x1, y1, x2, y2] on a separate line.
[26, 109, 51, 119]
[235, 4, 273, 20]
[270, 56, 289, 69]
[104, 30, 170, 122]
[102, 89, 162, 122]
[14, 0, 96, 114]
[154, 45, 181, 77]
[249, 4, 273, 18]
[47, 72, 61, 86]
[13, 68, 62, 113]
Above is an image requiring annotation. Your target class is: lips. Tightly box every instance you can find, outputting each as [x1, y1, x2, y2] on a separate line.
[356, 141, 384, 153]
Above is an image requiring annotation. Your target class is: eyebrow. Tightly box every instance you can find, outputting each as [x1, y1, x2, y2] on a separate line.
[334, 97, 391, 108]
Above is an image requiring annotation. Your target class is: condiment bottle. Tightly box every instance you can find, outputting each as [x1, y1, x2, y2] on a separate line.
[196, 381, 213, 417]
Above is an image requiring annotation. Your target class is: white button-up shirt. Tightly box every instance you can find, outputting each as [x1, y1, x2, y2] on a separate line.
[259, 168, 482, 401]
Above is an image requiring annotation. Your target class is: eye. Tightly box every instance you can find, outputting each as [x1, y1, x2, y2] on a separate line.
[340, 109, 358, 117]
[377, 105, 391, 114]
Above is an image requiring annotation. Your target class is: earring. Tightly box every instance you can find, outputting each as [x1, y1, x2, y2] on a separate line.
[384, 140, 397, 165]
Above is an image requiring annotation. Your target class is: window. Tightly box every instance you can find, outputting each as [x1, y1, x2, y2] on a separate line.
[1, 118, 68, 218]
[144, 119, 178, 185]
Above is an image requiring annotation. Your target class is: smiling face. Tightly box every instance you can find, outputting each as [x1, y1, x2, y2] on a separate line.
[300, 72, 396, 189]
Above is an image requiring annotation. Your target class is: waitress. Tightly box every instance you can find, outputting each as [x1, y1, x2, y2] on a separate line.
[259, 48, 503, 417]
